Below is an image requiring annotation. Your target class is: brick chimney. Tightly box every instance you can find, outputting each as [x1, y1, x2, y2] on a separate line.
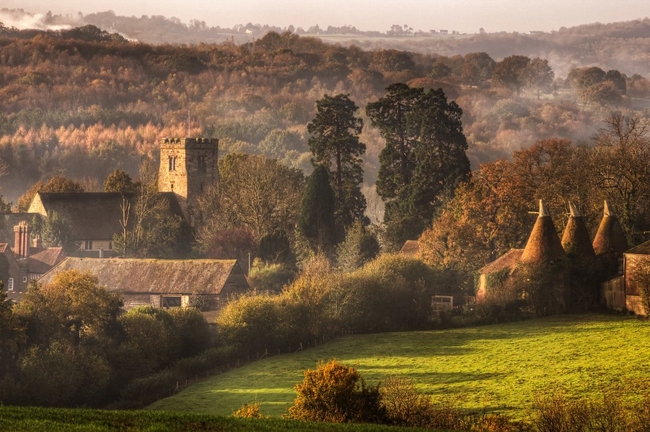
[13, 221, 29, 259]
[33, 234, 42, 249]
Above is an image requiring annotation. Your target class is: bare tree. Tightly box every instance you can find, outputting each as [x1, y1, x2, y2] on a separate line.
[590, 114, 650, 243]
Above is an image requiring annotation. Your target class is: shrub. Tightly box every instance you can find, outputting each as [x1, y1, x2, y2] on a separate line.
[380, 376, 433, 427]
[119, 307, 181, 372]
[173, 345, 237, 378]
[533, 392, 631, 432]
[247, 262, 296, 293]
[216, 293, 290, 356]
[286, 360, 385, 424]
[167, 307, 211, 358]
[232, 402, 268, 418]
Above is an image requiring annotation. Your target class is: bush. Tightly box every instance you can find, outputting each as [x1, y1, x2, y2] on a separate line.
[247, 262, 296, 292]
[232, 402, 268, 418]
[533, 392, 633, 432]
[167, 307, 212, 358]
[286, 360, 385, 424]
[173, 345, 237, 378]
[380, 376, 433, 427]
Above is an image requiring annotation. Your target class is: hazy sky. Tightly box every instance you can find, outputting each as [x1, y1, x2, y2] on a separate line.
[3, 0, 649, 33]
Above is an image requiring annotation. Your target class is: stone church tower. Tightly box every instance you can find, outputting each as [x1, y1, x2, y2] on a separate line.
[158, 137, 219, 224]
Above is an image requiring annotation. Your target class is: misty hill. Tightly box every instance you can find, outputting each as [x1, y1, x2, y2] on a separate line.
[0, 16, 648, 211]
[3, 8, 650, 77]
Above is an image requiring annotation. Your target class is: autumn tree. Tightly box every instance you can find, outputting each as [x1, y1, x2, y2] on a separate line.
[104, 169, 137, 193]
[0, 287, 24, 376]
[421, 139, 596, 280]
[335, 220, 380, 272]
[14, 270, 123, 347]
[367, 83, 470, 249]
[524, 58, 555, 94]
[308, 93, 366, 231]
[492, 55, 531, 93]
[590, 113, 650, 243]
[196, 154, 305, 255]
[461, 52, 496, 86]
[17, 175, 85, 211]
[113, 160, 191, 258]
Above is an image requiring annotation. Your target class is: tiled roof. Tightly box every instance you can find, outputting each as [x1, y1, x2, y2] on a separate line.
[478, 249, 524, 274]
[39, 257, 249, 296]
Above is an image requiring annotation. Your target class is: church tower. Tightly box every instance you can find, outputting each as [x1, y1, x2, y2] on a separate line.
[158, 137, 219, 224]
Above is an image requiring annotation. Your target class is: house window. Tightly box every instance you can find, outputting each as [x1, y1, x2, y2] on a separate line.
[168, 156, 177, 171]
[22, 276, 27, 283]
[7, 278, 13, 291]
[198, 155, 207, 172]
[162, 296, 181, 308]
[85, 240, 92, 250]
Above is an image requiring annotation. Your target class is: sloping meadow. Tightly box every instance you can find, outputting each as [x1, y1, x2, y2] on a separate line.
[149, 314, 650, 420]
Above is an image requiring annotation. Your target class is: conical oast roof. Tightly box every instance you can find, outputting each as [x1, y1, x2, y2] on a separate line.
[592, 200, 628, 256]
[561, 202, 596, 258]
[521, 200, 567, 264]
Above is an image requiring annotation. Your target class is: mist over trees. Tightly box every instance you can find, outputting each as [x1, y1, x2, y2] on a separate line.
[0, 19, 648, 206]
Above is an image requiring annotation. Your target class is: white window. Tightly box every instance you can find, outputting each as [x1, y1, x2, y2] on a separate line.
[7, 278, 13, 291]
[22, 276, 27, 283]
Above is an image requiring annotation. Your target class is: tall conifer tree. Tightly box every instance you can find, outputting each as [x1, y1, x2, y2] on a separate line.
[367, 83, 470, 249]
[308, 94, 366, 233]
[298, 165, 337, 252]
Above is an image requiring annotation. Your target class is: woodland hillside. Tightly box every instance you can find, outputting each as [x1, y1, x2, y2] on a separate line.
[4, 9, 650, 77]
[1, 18, 649, 214]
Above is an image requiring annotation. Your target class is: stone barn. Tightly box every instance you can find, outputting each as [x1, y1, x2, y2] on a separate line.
[606, 242, 650, 315]
[476, 249, 523, 302]
[39, 257, 250, 311]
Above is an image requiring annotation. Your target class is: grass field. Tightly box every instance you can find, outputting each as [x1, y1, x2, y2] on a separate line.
[148, 314, 650, 420]
[0, 406, 427, 432]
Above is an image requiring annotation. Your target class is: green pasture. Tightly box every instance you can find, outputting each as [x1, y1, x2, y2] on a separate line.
[0, 406, 424, 432]
[148, 314, 650, 419]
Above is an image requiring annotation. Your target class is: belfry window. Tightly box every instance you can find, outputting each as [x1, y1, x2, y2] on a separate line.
[168, 156, 177, 171]
[198, 155, 207, 172]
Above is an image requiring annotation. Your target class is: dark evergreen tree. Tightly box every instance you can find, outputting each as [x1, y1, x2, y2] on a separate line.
[308, 94, 366, 233]
[298, 165, 337, 252]
[367, 83, 470, 249]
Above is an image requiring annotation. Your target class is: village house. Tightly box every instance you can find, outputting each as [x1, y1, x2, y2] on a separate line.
[39, 257, 249, 311]
[0, 221, 66, 301]
[0, 137, 253, 312]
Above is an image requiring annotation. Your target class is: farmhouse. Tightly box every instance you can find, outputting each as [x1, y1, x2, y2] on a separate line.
[39, 257, 250, 311]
